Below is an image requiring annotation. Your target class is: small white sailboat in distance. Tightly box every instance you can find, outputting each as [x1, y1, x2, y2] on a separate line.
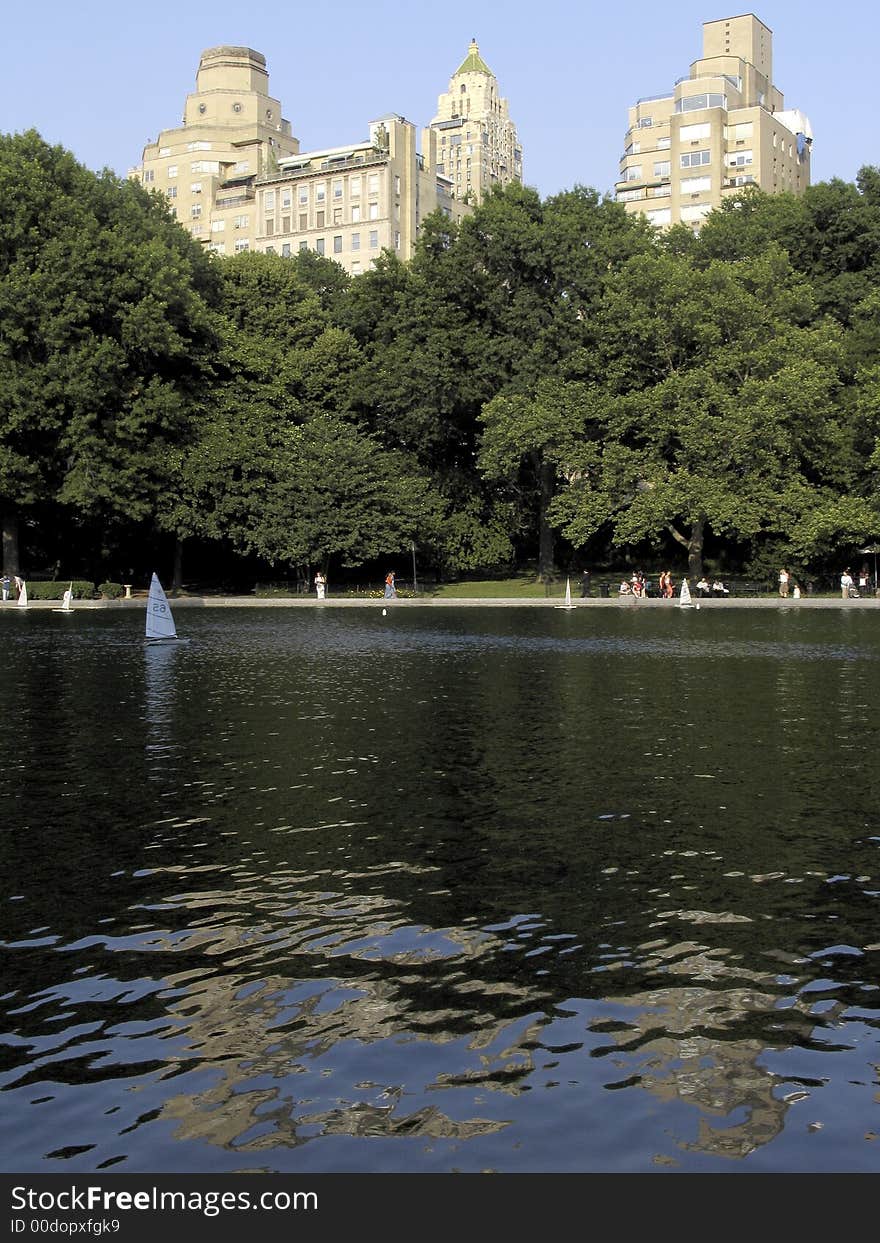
[554, 577, 576, 610]
[145, 573, 182, 642]
[678, 578, 694, 608]
[52, 582, 74, 614]
[16, 579, 28, 609]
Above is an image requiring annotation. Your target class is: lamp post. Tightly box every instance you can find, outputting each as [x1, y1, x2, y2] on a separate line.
[411, 541, 418, 596]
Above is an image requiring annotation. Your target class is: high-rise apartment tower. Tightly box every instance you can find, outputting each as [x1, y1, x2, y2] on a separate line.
[132, 46, 472, 270]
[616, 14, 813, 229]
[428, 39, 522, 204]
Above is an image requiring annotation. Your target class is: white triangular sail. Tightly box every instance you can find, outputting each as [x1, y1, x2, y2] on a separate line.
[62, 583, 73, 611]
[679, 578, 692, 606]
[554, 577, 575, 610]
[146, 573, 177, 640]
[17, 580, 28, 608]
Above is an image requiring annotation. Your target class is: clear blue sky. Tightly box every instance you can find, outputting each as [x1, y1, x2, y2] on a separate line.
[1, 1, 872, 197]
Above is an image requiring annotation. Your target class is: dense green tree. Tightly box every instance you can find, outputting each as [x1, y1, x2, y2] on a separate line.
[0, 131, 219, 574]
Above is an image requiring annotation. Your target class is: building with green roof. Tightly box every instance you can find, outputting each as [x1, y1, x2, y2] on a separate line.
[428, 39, 522, 205]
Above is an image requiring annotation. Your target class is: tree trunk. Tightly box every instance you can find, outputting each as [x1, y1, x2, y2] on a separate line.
[667, 513, 706, 580]
[2, 513, 20, 577]
[537, 456, 556, 581]
[687, 515, 706, 580]
[172, 537, 184, 594]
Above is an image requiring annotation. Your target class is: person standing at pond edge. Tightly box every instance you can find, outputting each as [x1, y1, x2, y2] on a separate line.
[580, 570, 591, 598]
[0, 574, 9, 602]
[841, 568, 854, 599]
[384, 571, 397, 599]
[314, 571, 326, 600]
[778, 567, 790, 598]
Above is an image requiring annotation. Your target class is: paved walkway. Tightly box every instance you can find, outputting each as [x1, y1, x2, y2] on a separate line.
[8, 595, 878, 611]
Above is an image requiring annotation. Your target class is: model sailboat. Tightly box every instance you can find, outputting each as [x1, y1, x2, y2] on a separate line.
[145, 573, 181, 642]
[16, 580, 28, 608]
[554, 578, 576, 610]
[678, 578, 693, 608]
[53, 583, 74, 614]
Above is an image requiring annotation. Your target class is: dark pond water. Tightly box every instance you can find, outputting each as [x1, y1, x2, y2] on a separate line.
[1, 605, 878, 1173]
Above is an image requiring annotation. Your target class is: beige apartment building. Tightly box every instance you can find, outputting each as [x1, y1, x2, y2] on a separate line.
[135, 46, 300, 249]
[616, 14, 813, 229]
[428, 39, 523, 204]
[249, 116, 467, 273]
[132, 43, 491, 272]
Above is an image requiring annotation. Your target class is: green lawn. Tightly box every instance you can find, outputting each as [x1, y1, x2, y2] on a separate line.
[430, 577, 561, 598]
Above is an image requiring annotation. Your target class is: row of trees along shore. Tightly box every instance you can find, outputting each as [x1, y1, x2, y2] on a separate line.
[3, 129, 880, 590]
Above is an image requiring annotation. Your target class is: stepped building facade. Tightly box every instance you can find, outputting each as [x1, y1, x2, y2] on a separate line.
[132, 41, 520, 272]
[616, 14, 813, 229]
[427, 39, 522, 204]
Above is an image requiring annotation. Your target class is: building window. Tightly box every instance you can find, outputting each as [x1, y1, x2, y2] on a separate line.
[316, 210, 325, 228]
[143, 169, 155, 183]
[209, 242, 226, 254]
[350, 175, 361, 197]
[645, 208, 671, 226]
[191, 223, 202, 235]
[282, 216, 290, 233]
[351, 260, 360, 274]
[316, 183, 326, 203]
[369, 230, 378, 249]
[333, 235, 343, 253]
[166, 186, 177, 199]
[264, 191, 275, 211]
[234, 239, 249, 252]
[675, 93, 726, 113]
[211, 220, 225, 232]
[394, 175, 401, 195]
[298, 186, 308, 204]
[167, 165, 177, 178]
[316, 238, 325, 255]
[653, 161, 671, 178]
[351, 232, 360, 251]
[656, 136, 671, 149]
[159, 147, 171, 157]
[281, 190, 292, 209]
[191, 204, 202, 218]
[281, 243, 291, 257]
[234, 161, 249, 174]
[680, 150, 711, 168]
[299, 241, 308, 251]
[190, 182, 202, 194]
[367, 173, 379, 194]
[728, 150, 753, 167]
[187, 141, 212, 152]
[394, 232, 400, 250]
[299, 213, 307, 230]
[623, 165, 643, 182]
[679, 122, 711, 142]
[680, 176, 711, 194]
[265, 220, 274, 236]
[367, 201, 379, 220]
[680, 204, 712, 223]
[333, 208, 342, 225]
[616, 187, 644, 202]
[265, 245, 275, 254]
[233, 215, 250, 229]
[333, 179, 343, 199]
